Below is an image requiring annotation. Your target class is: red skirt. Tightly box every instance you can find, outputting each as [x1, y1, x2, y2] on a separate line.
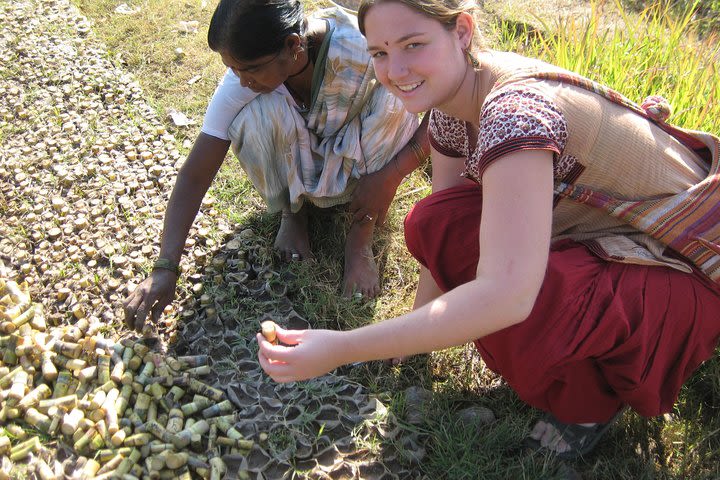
[404, 184, 720, 423]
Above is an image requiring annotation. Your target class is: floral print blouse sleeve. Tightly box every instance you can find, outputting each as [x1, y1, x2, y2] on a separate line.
[467, 84, 568, 181]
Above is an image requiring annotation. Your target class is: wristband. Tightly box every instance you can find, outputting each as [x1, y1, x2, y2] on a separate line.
[153, 258, 180, 275]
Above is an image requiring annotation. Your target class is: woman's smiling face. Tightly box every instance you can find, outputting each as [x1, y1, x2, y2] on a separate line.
[364, 2, 471, 114]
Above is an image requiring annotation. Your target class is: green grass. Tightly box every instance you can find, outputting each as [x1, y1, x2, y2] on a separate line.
[73, 0, 720, 478]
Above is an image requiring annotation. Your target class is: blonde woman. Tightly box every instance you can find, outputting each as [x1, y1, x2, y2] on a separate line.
[257, 0, 720, 459]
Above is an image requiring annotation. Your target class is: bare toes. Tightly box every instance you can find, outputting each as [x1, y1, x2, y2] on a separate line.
[529, 421, 547, 440]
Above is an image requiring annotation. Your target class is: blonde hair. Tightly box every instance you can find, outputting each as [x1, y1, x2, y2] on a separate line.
[357, 0, 485, 51]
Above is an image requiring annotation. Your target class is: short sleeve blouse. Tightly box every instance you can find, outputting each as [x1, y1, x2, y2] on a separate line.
[428, 84, 569, 181]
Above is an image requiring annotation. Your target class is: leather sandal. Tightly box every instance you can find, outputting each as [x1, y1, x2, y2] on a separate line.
[524, 409, 625, 460]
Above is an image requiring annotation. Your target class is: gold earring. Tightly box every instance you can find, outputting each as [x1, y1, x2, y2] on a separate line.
[293, 52, 298, 61]
[465, 47, 480, 69]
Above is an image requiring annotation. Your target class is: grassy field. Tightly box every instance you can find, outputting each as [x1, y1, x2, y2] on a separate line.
[73, 0, 720, 478]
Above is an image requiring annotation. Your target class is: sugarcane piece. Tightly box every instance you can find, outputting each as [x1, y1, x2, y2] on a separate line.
[132, 392, 151, 421]
[216, 437, 254, 450]
[158, 465, 192, 480]
[260, 320, 278, 345]
[180, 395, 212, 416]
[18, 382, 51, 409]
[208, 453, 225, 480]
[14, 335, 35, 356]
[4, 281, 30, 305]
[95, 418, 108, 440]
[165, 408, 184, 434]
[142, 420, 177, 444]
[0, 366, 22, 388]
[176, 355, 209, 369]
[41, 352, 57, 381]
[207, 422, 218, 451]
[183, 365, 211, 377]
[82, 458, 101, 478]
[66, 376, 80, 396]
[146, 450, 169, 472]
[124, 433, 152, 447]
[127, 354, 142, 372]
[102, 387, 120, 433]
[73, 426, 97, 451]
[96, 446, 131, 464]
[0, 404, 20, 421]
[51, 370, 71, 398]
[35, 457, 56, 480]
[145, 382, 165, 400]
[115, 448, 142, 476]
[51, 340, 82, 359]
[3, 423, 26, 441]
[7, 368, 28, 405]
[201, 399, 233, 419]
[10, 436, 41, 461]
[135, 360, 155, 386]
[178, 377, 224, 401]
[0, 436, 9, 455]
[214, 416, 245, 440]
[147, 397, 158, 423]
[88, 430, 106, 451]
[30, 305, 46, 331]
[46, 406, 64, 435]
[110, 426, 129, 447]
[61, 407, 85, 435]
[173, 419, 210, 449]
[52, 354, 86, 371]
[26, 407, 52, 432]
[111, 357, 125, 383]
[95, 453, 123, 476]
[97, 354, 111, 384]
[38, 394, 78, 413]
[89, 388, 107, 411]
[161, 385, 184, 411]
[164, 451, 189, 470]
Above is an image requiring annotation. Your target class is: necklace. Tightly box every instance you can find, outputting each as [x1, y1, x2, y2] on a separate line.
[285, 82, 308, 111]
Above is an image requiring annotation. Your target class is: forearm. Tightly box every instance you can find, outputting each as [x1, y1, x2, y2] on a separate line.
[391, 113, 430, 181]
[157, 175, 212, 264]
[157, 133, 229, 264]
[341, 276, 534, 364]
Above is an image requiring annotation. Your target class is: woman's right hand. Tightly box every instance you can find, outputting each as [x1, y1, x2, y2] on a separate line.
[123, 269, 178, 332]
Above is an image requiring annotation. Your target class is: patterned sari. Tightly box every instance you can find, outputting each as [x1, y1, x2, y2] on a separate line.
[227, 8, 418, 213]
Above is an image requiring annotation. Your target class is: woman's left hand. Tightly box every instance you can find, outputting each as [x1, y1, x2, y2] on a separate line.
[257, 326, 348, 383]
[349, 166, 402, 226]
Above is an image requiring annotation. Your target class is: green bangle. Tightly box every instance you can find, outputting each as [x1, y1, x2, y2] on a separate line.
[153, 258, 180, 275]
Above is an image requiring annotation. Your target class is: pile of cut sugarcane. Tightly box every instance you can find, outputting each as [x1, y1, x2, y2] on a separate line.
[0, 278, 259, 479]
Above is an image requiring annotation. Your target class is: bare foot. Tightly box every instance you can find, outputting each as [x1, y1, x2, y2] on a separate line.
[274, 208, 311, 262]
[528, 419, 597, 454]
[342, 219, 379, 298]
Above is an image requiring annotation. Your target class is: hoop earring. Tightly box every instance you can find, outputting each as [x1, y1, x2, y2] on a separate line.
[465, 47, 480, 70]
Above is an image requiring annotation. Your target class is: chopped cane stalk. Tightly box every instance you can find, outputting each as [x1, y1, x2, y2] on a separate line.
[0, 278, 274, 480]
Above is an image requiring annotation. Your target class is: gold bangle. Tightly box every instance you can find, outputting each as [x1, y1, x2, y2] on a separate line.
[408, 138, 426, 166]
[153, 258, 180, 275]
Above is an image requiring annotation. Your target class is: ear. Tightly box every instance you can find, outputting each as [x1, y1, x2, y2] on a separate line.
[284, 33, 302, 52]
[454, 12, 475, 50]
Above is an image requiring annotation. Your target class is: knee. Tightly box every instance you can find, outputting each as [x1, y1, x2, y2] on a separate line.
[403, 196, 439, 261]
